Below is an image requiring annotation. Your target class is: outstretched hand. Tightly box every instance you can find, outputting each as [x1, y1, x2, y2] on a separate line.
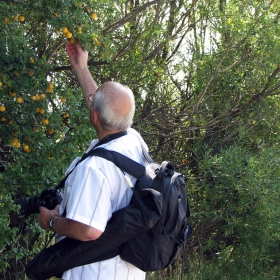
[66, 42, 88, 71]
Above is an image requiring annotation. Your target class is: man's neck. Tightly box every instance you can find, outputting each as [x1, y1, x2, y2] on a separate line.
[98, 130, 123, 141]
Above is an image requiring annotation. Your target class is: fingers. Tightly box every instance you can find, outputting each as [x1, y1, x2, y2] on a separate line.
[39, 206, 58, 217]
[38, 206, 59, 231]
[67, 42, 88, 55]
[66, 42, 89, 71]
[66, 42, 76, 57]
[38, 206, 49, 230]
[53, 205, 60, 215]
[39, 206, 47, 212]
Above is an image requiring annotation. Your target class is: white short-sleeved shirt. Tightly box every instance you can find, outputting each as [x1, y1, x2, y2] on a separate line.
[58, 128, 147, 280]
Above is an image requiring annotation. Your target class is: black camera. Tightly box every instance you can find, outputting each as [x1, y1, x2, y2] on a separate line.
[16, 188, 63, 216]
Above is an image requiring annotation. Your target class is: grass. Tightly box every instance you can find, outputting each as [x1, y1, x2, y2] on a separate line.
[146, 257, 280, 280]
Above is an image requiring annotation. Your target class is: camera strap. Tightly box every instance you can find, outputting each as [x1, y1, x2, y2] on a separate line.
[55, 130, 127, 191]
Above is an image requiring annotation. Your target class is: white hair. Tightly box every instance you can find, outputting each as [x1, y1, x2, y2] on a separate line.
[91, 82, 135, 131]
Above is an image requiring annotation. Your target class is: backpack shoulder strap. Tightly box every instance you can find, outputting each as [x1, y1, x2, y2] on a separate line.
[87, 148, 146, 180]
[55, 131, 128, 190]
[140, 144, 154, 164]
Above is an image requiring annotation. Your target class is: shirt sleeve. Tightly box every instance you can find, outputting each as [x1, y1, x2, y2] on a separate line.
[64, 162, 113, 232]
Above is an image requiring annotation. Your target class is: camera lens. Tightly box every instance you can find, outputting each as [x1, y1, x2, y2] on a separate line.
[16, 196, 40, 216]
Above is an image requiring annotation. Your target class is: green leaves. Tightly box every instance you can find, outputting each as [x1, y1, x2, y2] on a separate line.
[186, 136, 280, 279]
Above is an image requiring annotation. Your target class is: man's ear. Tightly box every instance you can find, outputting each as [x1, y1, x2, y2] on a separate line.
[93, 110, 99, 123]
[90, 109, 99, 125]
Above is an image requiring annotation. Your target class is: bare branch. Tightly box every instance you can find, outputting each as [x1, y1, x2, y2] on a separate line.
[46, 38, 67, 63]
[112, 33, 142, 59]
[103, 0, 160, 34]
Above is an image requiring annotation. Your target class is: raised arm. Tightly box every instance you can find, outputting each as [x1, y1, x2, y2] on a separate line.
[66, 42, 98, 110]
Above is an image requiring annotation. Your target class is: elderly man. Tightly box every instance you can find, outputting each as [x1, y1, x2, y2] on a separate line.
[38, 43, 147, 280]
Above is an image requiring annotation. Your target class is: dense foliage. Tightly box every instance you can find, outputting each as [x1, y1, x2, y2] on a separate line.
[0, 0, 279, 279]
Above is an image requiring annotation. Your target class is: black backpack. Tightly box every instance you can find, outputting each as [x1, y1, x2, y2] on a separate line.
[26, 147, 192, 279]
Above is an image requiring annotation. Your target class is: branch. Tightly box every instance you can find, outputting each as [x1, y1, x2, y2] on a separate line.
[112, 32, 142, 59]
[50, 60, 109, 72]
[26, 18, 45, 35]
[230, 65, 280, 116]
[46, 38, 67, 63]
[217, 58, 241, 73]
[192, 42, 234, 116]
[258, 65, 280, 97]
[152, 0, 163, 26]
[146, 1, 199, 62]
[103, 0, 160, 34]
